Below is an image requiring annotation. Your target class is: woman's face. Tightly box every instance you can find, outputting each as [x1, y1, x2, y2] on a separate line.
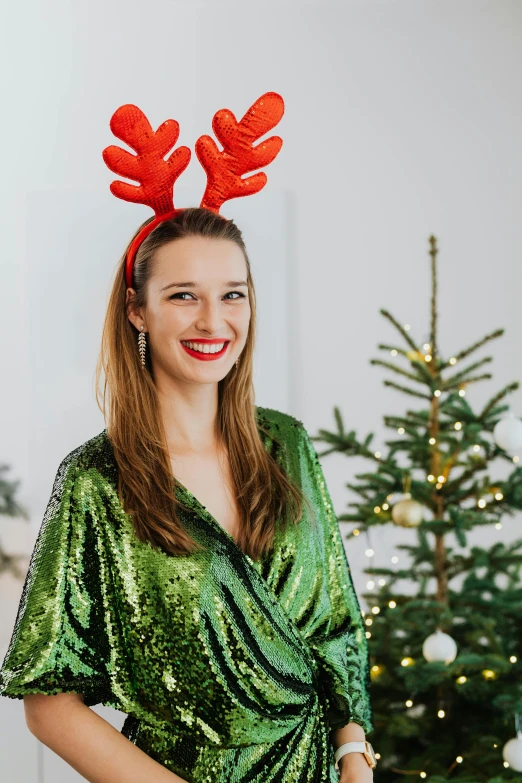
[127, 235, 251, 385]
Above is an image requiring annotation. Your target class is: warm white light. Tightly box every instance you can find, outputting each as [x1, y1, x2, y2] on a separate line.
[365, 618, 373, 626]
[367, 580, 374, 589]
[372, 606, 380, 614]
[365, 631, 371, 639]
[420, 774, 427, 779]
[365, 548, 375, 557]
[495, 492, 504, 500]
[427, 474, 435, 482]
[374, 506, 381, 513]
[375, 451, 381, 459]
[391, 349, 398, 356]
[473, 444, 481, 452]
[387, 493, 394, 500]
[429, 437, 436, 445]
[436, 483, 442, 489]
[423, 343, 431, 351]
[379, 579, 386, 586]
[457, 676, 467, 684]
[388, 600, 396, 608]
[454, 421, 462, 430]
[449, 357, 457, 365]
[478, 499, 486, 508]
[352, 528, 360, 536]
[504, 761, 510, 768]
[434, 389, 441, 397]
[511, 656, 518, 663]
[405, 699, 413, 707]
[459, 389, 466, 397]
[401, 657, 413, 667]
[438, 709, 445, 718]
[404, 324, 411, 331]
[398, 427, 405, 435]
[382, 503, 389, 510]
[513, 455, 520, 463]
[425, 354, 432, 362]
[391, 556, 399, 563]
[456, 756, 463, 763]
[438, 475, 446, 483]
[495, 522, 502, 530]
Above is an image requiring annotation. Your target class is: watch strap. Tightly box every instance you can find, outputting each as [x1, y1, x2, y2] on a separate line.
[334, 741, 366, 770]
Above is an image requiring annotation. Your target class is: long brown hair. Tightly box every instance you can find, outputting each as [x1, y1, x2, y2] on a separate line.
[95, 207, 305, 561]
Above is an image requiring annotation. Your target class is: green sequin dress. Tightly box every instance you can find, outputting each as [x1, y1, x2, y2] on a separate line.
[0, 406, 373, 782]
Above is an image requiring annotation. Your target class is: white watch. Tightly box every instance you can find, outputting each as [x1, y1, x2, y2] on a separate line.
[334, 740, 377, 770]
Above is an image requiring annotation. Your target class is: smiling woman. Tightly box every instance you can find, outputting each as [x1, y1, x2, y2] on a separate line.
[0, 90, 374, 783]
[93, 207, 300, 565]
[126, 231, 252, 384]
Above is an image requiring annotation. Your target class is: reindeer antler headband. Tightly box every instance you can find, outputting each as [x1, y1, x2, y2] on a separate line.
[102, 91, 285, 288]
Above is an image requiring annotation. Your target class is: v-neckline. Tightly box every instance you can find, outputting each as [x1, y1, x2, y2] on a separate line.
[172, 412, 272, 561]
[101, 410, 273, 561]
[174, 478, 245, 553]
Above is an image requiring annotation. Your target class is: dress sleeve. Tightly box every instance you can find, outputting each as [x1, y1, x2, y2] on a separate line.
[297, 423, 374, 735]
[0, 450, 113, 707]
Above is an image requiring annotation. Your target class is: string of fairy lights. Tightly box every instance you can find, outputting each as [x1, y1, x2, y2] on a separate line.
[344, 325, 522, 775]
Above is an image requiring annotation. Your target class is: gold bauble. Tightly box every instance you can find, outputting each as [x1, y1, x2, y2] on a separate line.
[391, 495, 423, 527]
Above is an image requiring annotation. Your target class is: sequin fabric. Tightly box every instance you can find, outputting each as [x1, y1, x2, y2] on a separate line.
[0, 406, 373, 782]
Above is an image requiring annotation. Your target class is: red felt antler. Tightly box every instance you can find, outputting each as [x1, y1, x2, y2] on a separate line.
[102, 94, 284, 289]
[196, 92, 284, 213]
[102, 104, 191, 287]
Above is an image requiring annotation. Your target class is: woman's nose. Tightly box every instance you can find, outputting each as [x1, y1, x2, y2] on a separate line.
[195, 301, 224, 332]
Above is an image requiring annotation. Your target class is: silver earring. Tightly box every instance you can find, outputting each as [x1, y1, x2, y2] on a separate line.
[138, 325, 147, 367]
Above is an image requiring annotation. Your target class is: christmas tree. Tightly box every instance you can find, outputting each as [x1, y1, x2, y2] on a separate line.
[313, 236, 522, 782]
[0, 463, 29, 579]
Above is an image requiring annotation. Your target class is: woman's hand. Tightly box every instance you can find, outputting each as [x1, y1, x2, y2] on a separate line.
[338, 750, 374, 782]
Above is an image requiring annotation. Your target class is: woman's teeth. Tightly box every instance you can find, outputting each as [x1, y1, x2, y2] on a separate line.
[181, 341, 226, 354]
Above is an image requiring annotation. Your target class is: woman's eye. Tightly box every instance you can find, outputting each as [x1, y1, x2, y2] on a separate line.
[169, 292, 246, 301]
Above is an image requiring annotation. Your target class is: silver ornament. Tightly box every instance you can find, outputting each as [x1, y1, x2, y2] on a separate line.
[422, 629, 458, 663]
[503, 735, 522, 772]
[493, 412, 522, 453]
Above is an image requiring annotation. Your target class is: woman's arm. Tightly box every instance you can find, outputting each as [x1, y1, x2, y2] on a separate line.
[24, 692, 189, 783]
[331, 720, 373, 782]
[296, 424, 374, 735]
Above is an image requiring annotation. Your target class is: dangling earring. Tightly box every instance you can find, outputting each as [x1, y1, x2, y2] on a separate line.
[235, 358, 239, 368]
[138, 325, 147, 367]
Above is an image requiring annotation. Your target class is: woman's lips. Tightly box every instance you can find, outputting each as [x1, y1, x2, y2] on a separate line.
[180, 341, 230, 361]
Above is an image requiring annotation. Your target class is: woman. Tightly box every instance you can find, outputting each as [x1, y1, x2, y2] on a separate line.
[0, 96, 375, 782]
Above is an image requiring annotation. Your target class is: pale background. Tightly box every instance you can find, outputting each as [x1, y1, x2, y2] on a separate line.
[1, 1, 521, 780]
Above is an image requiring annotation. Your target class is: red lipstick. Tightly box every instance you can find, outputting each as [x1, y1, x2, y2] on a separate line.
[180, 339, 230, 361]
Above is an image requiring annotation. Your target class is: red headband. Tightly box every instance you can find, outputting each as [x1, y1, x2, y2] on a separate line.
[102, 92, 285, 288]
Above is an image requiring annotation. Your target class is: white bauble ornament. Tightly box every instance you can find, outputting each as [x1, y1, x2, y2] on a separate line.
[405, 703, 426, 719]
[391, 494, 423, 528]
[503, 735, 522, 772]
[422, 629, 458, 663]
[493, 412, 522, 453]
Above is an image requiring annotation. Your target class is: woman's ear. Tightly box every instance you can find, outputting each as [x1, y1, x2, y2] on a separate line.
[125, 287, 145, 331]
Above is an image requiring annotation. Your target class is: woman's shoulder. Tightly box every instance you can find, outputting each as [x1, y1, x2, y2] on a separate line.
[54, 429, 117, 484]
[255, 405, 307, 438]
[254, 406, 313, 464]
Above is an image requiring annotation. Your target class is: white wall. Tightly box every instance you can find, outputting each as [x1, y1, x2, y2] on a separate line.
[1, 1, 521, 778]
